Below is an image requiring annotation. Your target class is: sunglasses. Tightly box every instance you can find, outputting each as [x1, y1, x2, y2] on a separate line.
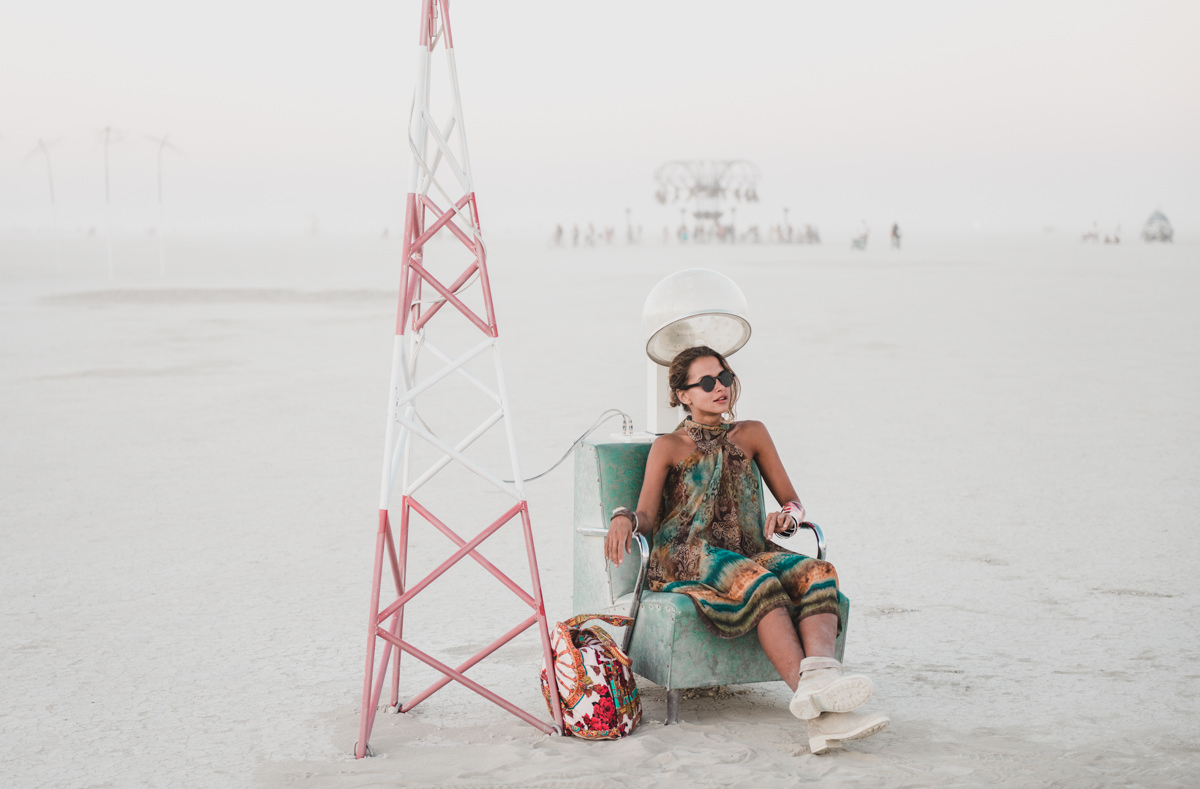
[679, 369, 735, 393]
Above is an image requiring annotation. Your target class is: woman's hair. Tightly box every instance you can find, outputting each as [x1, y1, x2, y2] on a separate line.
[668, 345, 740, 420]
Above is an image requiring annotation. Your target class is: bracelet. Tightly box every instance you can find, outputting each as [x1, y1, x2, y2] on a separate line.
[777, 501, 803, 538]
[610, 507, 639, 532]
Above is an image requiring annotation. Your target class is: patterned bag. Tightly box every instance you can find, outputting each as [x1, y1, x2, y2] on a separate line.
[540, 614, 642, 739]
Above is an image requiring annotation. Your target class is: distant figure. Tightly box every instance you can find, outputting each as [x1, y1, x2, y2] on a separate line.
[586, 223, 596, 246]
[552, 224, 564, 246]
[573, 225, 580, 247]
[851, 221, 869, 250]
[382, 226, 390, 239]
[890, 223, 901, 250]
[1082, 222, 1099, 243]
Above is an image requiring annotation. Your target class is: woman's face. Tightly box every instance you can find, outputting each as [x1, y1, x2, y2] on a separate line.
[677, 355, 732, 416]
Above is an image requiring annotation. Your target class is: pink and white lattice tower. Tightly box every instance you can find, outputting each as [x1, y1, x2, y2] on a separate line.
[355, 0, 562, 758]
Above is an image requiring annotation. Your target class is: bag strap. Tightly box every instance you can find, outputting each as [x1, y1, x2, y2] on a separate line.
[563, 613, 634, 630]
[577, 625, 632, 667]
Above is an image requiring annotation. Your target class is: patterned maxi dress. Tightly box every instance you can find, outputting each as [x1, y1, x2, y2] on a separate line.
[645, 419, 842, 639]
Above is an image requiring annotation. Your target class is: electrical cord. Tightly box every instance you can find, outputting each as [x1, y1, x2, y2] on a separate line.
[400, 333, 633, 483]
[503, 409, 634, 483]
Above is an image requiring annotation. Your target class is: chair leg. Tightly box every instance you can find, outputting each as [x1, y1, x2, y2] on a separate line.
[665, 689, 680, 725]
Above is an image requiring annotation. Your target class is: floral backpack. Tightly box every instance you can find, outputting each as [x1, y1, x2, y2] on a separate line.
[540, 614, 641, 739]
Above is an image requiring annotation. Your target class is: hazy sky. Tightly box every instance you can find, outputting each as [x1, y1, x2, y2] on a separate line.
[2, 1, 1197, 239]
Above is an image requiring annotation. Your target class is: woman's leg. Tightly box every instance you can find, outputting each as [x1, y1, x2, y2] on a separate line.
[798, 612, 839, 659]
[751, 554, 841, 691]
[752, 553, 842, 642]
[757, 607, 805, 690]
[750, 557, 885, 744]
[758, 609, 841, 690]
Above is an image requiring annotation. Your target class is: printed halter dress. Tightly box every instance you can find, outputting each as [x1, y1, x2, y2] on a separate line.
[645, 419, 842, 639]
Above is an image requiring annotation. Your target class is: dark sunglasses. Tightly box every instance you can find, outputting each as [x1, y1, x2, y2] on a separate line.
[679, 369, 735, 393]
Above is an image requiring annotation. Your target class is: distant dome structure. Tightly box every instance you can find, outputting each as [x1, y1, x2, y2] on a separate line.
[1142, 210, 1174, 243]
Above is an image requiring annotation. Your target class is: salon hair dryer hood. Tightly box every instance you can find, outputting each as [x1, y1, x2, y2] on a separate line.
[642, 269, 751, 366]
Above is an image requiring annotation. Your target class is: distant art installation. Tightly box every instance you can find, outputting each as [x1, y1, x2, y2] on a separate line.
[98, 126, 119, 279]
[143, 133, 184, 276]
[655, 160, 760, 243]
[1141, 210, 1174, 243]
[25, 138, 61, 271]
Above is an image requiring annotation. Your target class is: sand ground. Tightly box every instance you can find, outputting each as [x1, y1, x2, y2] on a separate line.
[2, 234, 1197, 788]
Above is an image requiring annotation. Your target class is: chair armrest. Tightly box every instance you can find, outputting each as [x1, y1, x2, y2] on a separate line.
[622, 533, 650, 652]
[799, 521, 826, 561]
[576, 527, 650, 653]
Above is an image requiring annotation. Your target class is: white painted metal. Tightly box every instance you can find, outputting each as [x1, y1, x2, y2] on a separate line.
[421, 109, 471, 192]
[647, 359, 681, 434]
[423, 339, 501, 403]
[407, 44, 430, 194]
[491, 338, 526, 501]
[394, 410, 520, 500]
[380, 20, 515, 510]
[406, 408, 505, 495]
[418, 116, 456, 196]
[445, 51, 477, 189]
[392, 337, 494, 411]
[379, 335, 409, 509]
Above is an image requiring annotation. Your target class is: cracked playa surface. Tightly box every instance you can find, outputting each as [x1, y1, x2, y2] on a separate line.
[2, 236, 1197, 787]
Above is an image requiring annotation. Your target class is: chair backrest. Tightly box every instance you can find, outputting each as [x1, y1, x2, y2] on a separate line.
[573, 436, 766, 613]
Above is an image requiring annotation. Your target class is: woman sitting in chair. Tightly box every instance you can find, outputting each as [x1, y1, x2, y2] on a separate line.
[604, 345, 889, 753]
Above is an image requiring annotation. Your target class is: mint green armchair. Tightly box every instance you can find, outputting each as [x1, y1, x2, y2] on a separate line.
[573, 437, 849, 724]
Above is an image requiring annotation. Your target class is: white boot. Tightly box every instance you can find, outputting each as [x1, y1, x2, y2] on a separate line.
[807, 710, 890, 754]
[788, 657, 873, 720]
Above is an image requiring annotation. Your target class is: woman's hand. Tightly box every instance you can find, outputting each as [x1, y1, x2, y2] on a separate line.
[605, 515, 634, 566]
[764, 503, 805, 539]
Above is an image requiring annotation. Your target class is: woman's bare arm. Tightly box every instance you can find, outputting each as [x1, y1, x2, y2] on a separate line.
[604, 434, 684, 566]
[735, 421, 807, 538]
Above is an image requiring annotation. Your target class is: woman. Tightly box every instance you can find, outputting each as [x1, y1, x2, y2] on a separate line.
[604, 346, 889, 753]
